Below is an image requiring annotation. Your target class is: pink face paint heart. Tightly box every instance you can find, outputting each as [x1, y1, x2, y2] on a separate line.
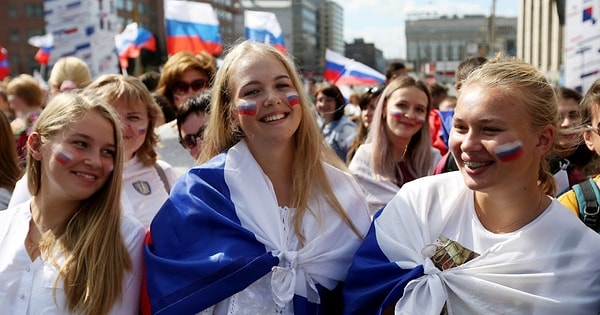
[237, 100, 257, 116]
[494, 140, 523, 162]
[55, 150, 73, 166]
[286, 92, 300, 107]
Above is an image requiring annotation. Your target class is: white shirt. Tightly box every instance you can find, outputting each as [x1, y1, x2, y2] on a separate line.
[0, 200, 146, 314]
[156, 121, 197, 178]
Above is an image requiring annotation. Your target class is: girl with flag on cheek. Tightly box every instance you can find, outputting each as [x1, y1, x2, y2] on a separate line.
[143, 41, 371, 315]
[0, 92, 145, 314]
[342, 55, 600, 314]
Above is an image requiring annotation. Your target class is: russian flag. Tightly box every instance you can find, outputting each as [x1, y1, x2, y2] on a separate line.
[165, 0, 223, 56]
[28, 33, 54, 65]
[115, 22, 156, 69]
[245, 10, 286, 54]
[324, 49, 385, 86]
[0, 46, 8, 80]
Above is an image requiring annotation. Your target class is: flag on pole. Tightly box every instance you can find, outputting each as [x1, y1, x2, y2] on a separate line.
[324, 49, 385, 86]
[28, 33, 54, 65]
[245, 10, 286, 54]
[164, 0, 223, 56]
[0, 46, 9, 80]
[115, 22, 156, 69]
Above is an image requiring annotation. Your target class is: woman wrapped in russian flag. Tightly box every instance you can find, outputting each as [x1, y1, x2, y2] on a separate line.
[142, 41, 371, 315]
[342, 55, 600, 314]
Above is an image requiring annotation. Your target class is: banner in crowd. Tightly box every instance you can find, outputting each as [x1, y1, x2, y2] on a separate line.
[565, 0, 600, 93]
[324, 49, 385, 86]
[245, 10, 286, 54]
[28, 33, 54, 65]
[0, 46, 9, 80]
[165, 0, 223, 56]
[115, 22, 156, 69]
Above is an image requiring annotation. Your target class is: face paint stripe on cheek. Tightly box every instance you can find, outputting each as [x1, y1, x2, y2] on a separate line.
[389, 109, 405, 119]
[138, 127, 147, 136]
[286, 92, 300, 107]
[237, 100, 257, 116]
[494, 140, 524, 162]
[55, 150, 74, 166]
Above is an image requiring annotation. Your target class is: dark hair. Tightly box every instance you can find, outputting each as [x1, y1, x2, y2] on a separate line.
[556, 86, 583, 104]
[177, 90, 211, 140]
[314, 82, 346, 121]
[429, 82, 449, 97]
[139, 71, 161, 92]
[455, 57, 488, 91]
[385, 62, 406, 81]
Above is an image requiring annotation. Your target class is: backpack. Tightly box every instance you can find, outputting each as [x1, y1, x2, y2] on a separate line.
[573, 178, 600, 232]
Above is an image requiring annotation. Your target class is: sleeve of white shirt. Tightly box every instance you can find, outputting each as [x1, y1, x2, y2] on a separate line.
[7, 176, 30, 208]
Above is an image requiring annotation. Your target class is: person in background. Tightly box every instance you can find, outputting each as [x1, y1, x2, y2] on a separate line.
[428, 82, 450, 155]
[155, 51, 216, 176]
[550, 86, 592, 195]
[86, 74, 178, 227]
[385, 62, 408, 84]
[559, 79, 600, 215]
[0, 112, 21, 209]
[47, 56, 92, 94]
[176, 91, 211, 160]
[346, 85, 383, 163]
[438, 95, 457, 111]
[7, 74, 44, 165]
[143, 41, 370, 315]
[343, 55, 600, 315]
[314, 82, 358, 160]
[348, 76, 440, 213]
[0, 91, 145, 314]
[344, 91, 361, 123]
[0, 87, 14, 121]
[139, 70, 161, 93]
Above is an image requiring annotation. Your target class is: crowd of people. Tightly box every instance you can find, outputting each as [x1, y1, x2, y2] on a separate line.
[1, 40, 600, 314]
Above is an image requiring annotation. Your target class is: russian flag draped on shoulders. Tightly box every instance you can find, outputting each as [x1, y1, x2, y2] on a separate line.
[324, 49, 385, 86]
[143, 140, 370, 314]
[245, 10, 286, 54]
[28, 33, 54, 65]
[164, 0, 223, 56]
[114, 22, 156, 69]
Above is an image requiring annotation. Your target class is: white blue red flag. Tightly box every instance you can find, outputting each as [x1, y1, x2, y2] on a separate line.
[114, 22, 156, 69]
[324, 49, 385, 86]
[0, 46, 9, 79]
[164, 0, 223, 56]
[28, 33, 54, 65]
[245, 10, 286, 54]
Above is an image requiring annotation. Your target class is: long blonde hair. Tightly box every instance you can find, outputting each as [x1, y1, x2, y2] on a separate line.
[27, 92, 130, 314]
[368, 76, 434, 184]
[461, 54, 559, 196]
[200, 41, 363, 243]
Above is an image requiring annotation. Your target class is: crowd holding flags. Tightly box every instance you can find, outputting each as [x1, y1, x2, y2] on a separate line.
[324, 48, 386, 86]
[115, 23, 157, 70]
[245, 10, 286, 54]
[164, 0, 223, 57]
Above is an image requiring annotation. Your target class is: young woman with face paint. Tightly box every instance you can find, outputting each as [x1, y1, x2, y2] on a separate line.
[0, 92, 145, 314]
[8, 75, 179, 228]
[348, 75, 441, 213]
[142, 41, 371, 315]
[343, 55, 600, 315]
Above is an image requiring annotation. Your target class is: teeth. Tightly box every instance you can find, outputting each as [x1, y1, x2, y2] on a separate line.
[463, 161, 489, 169]
[264, 114, 285, 122]
[76, 172, 96, 180]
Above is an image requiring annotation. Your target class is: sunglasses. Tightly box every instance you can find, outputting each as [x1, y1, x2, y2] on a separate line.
[364, 84, 384, 95]
[173, 79, 209, 94]
[587, 123, 600, 136]
[179, 126, 206, 149]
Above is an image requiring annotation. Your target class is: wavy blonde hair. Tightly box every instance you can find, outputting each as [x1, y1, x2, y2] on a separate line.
[461, 54, 559, 196]
[27, 91, 130, 314]
[200, 41, 363, 243]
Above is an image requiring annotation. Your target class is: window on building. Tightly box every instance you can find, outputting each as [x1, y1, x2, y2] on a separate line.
[9, 29, 19, 43]
[25, 4, 44, 18]
[8, 4, 18, 18]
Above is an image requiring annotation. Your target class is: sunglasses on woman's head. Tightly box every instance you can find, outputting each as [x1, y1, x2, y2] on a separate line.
[364, 84, 384, 96]
[173, 79, 208, 94]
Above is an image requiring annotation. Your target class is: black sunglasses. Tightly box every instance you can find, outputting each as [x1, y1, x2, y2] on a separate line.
[173, 79, 209, 94]
[179, 126, 206, 149]
[363, 84, 384, 95]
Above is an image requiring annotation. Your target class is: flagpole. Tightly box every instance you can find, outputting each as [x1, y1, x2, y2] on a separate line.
[40, 64, 46, 79]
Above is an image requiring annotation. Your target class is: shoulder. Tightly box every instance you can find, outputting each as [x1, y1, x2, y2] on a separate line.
[120, 214, 146, 246]
[399, 172, 465, 200]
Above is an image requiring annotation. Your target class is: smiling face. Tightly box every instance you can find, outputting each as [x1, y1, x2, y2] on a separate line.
[384, 86, 428, 145]
[34, 110, 116, 201]
[230, 54, 302, 152]
[112, 98, 148, 161]
[450, 84, 550, 193]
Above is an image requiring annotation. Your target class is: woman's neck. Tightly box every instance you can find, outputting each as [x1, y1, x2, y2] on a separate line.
[31, 195, 79, 233]
[248, 140, 295, 207]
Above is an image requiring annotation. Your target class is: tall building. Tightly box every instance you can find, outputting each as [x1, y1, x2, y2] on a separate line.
[405, 14, 517, 83]
[345, 38, 386, 73]
[3, 1, 45, 75]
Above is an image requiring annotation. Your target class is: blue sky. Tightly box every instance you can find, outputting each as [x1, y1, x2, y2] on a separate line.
[342, 0, 520, 59]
